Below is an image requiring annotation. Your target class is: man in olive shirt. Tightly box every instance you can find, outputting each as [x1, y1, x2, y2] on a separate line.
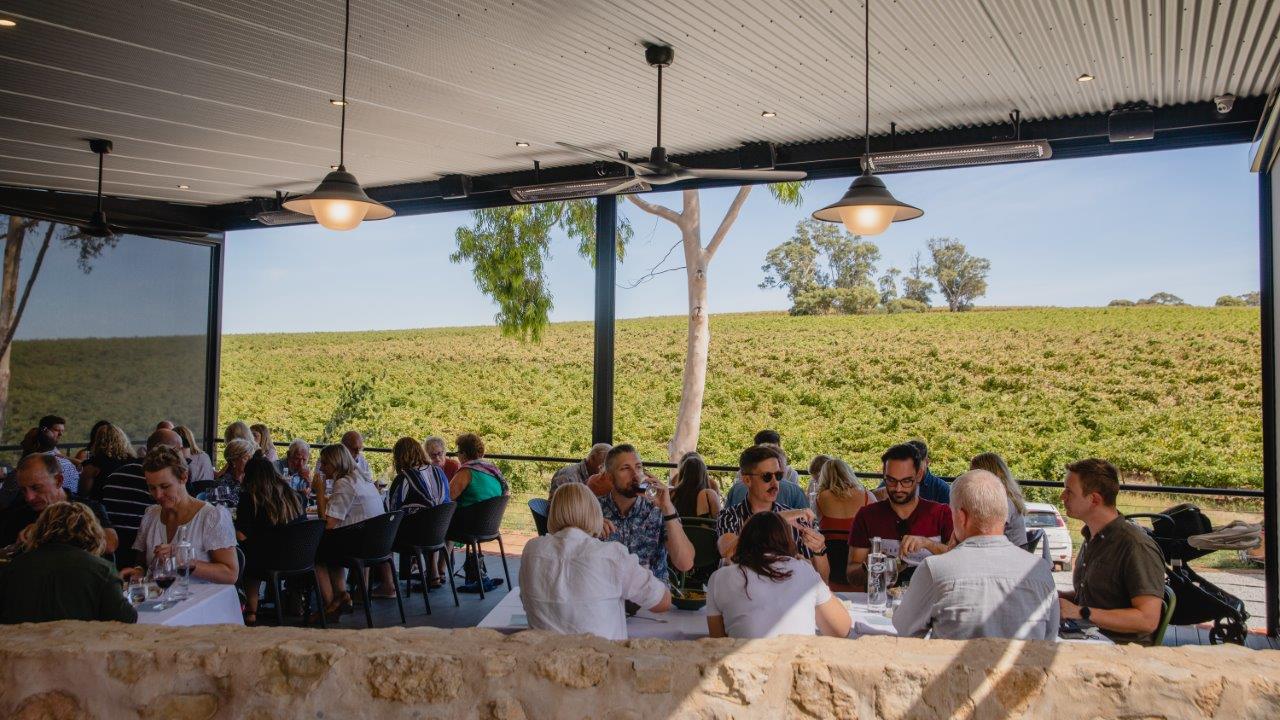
[1058, 458, 1166, 644]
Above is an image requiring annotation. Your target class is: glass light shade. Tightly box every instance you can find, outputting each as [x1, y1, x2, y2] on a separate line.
[837, 204, 895, 235]
[282, 168, 394, 231]
[812, 172, 922, 235]
[309, 198, 370, 230]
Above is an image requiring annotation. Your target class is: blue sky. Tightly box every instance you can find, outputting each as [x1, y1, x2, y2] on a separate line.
[221, 143, 1260, 335]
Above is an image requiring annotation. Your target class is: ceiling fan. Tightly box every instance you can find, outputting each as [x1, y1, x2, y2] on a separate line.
[556, 45, 807, 186]
[7, 139, 210, 241]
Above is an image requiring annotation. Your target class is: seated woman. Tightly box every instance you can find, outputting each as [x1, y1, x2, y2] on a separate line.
[78, 424, 134, 500]
[314, 443, 385, 620]
[122, 446, 238, 585]
[251, 423, 279, 463]
[212, 438, 256, 505]
[671, 453, 721, 519]
[447, 433, 508, 593]
[236, 456, 305, 624]
[0, 501, 137, 624]
[969, 452, 1028, 548]
[705, 511, 851, 639]
[814, 458, 873, 535]
[519, 483, 670, 640]
[387, 437, 451, 512]
[174, 425, 215, 484]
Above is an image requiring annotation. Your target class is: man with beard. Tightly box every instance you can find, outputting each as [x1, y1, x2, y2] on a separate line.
[598, 444, 694, 581]
[846, 443, 954, 589]
[716, 445, 830, 582]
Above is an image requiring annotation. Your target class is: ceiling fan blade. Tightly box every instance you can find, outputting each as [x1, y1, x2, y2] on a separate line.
[555, 142, 652, 174]
[110, 222, 208, 239]
[680, 167, 808, 182]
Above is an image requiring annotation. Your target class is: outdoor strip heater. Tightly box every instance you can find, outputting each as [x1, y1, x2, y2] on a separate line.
[865, 139, 1052, 173]
[510, 177, 650, 203]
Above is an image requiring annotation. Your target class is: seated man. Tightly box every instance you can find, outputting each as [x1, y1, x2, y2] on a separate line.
[874, 439, 950, 504]
[724, 429, 808, 509]
[278, 438, 314, 495]
[341, 431, 374, 483]
[0, 454, 118, 554]
[716, 445, 829, 582]
[598, 444, 694, 582]
[549, 443, 611, 498]
[847, 443, 954, 588]
[100, 428, 182, 566]
[1059, 458, 1165, 645]
[893, 470, 1058, 640]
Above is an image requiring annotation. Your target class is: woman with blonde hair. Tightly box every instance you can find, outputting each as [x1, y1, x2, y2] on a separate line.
[174, 424, 215, 483]
[79, 424, 134, 499]
[0, 502, 137, 623]
[250, 423, 278, 462]
[814, 458, 873, 535]
[518, 483, 670, 640]
[212, 437, 257, 506]
[224, 420, 253, 444]
[314, 443, 385, 619]
[969, 452, 1029, 548]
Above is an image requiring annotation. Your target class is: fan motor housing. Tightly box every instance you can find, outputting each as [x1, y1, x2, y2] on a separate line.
[739, 142, 777, 170]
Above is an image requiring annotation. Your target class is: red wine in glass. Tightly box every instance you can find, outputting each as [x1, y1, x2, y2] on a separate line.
[154, 575, 176, 590]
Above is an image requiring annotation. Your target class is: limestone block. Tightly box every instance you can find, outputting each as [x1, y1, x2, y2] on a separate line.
[534, 646, 609, 688]
[139, 693, 219, 720]
[366, 651, 465, 702]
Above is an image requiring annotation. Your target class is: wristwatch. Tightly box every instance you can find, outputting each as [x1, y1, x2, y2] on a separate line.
[662, 512, 680, 523]
[1079, 605, 1092, 621]
[811, 548, 828, 557]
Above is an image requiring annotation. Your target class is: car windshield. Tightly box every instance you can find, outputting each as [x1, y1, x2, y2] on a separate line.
[1025, 512, 1059, 528]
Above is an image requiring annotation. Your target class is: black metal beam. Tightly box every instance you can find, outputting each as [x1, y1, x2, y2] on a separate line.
[203, 239, 224, 456]
[0, 185, 219, 232]
[1261, 168, 1279, 638]
[591, 194, 617, 446]
[206, 96, 1264, 231]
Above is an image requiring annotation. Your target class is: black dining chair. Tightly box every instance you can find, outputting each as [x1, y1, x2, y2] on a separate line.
[243, 518, 326, 628]
[820, 529, 851, 586]
[393, 503, 459, 613]
[335, 511, 406, 628]
[528, 497, 550, 536]
[447, 495, 511, 600]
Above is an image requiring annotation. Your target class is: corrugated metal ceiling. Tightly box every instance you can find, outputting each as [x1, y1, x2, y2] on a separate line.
[0, 0, 1277, 205]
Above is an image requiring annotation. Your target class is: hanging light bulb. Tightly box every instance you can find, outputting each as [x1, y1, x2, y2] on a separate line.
[284, 0, 393, 231]
[812, 0, 921, 235]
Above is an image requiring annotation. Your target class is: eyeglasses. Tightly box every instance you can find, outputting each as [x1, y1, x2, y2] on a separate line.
[747, 471, 786, 483]
[883, 476, 916, 488]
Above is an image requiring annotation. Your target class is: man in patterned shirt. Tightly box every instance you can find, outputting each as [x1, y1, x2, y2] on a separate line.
[716, 444, 830, 582]
[598, 444, 694, 581]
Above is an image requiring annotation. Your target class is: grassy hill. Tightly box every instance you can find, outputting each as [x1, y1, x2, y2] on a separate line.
[218, 306, 1262, 492]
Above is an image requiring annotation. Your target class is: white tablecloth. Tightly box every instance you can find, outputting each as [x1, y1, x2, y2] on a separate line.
[136, 582, 244, 627]
[835, 592, 1112, 644]
[478, 587, 709, 640]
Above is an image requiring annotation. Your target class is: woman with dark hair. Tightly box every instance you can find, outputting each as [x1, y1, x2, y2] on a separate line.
[388, 437, 451, 512]
[705, 511, 850, 639]
[236, 456, 304, 624]
[73, 420, 113, 464]
[671, 453, 720, 519]
[448, 433, 507, 593]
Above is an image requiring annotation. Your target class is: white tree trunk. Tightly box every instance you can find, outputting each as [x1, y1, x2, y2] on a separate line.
[0, 217, 25, 442]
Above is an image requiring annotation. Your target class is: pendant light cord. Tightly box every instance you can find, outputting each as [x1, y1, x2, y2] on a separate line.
[656, 64, 663, 149]
[339, 0, 350, 170]
[864, 0, 871, 166]
[96, 151, 104, 214]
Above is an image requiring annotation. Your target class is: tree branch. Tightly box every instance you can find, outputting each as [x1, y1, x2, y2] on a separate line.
[704, 185, 753, 261]
[0, 222, 55, 360]
[626, 194, 682, 225]
[619, 264, 687, 289]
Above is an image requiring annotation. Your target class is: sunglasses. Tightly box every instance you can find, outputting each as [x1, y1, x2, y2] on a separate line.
[748, 471, 786, 483]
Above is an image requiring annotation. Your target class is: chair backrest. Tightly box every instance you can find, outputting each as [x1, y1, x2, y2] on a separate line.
[684, 523, 721, 572]
[350, 511, 404, 559]
[1153, 584, 1177, 646]
[395, 502, 457, 550]
[681, 516, 717, 531]
[820, 529, 850, 585]
[454, 495, 509, 539]
[243, 518, 326, 573]
[528, 498, 550, 536]
[189, 480, 220, 496]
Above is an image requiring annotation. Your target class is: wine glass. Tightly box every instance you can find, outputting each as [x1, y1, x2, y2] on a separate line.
[174, 543, 195, 600]
[150, 555, 178, 605]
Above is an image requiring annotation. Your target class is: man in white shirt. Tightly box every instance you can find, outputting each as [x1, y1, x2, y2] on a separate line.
[341, 431, 374, 483]
[893, 470, 1059, 640]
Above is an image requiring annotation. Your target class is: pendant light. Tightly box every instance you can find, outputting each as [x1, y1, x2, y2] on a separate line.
[284, 0, 393, 231]
[812, 0, 921, 235]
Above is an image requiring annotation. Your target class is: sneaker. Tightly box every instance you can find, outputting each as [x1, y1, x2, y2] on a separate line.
[457, 577, 505, 594]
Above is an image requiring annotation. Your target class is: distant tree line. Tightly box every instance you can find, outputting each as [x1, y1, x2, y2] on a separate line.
[760, 219, 991, 315]
[1107, 291, 1260, 308]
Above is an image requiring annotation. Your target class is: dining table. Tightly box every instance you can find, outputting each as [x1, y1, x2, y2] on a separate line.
[135, 582, 244, 626]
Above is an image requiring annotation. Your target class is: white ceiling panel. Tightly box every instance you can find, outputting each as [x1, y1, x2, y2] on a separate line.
[0, 0, 1276, 205]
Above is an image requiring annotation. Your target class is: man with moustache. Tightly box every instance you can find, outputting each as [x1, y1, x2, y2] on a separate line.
[716, 444, 830, 582]
[597, 444, 694, 581]
[846, 443, 954, 589]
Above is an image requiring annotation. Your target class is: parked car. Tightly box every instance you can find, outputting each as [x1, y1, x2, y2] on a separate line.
[1024, 502, 1073, 570]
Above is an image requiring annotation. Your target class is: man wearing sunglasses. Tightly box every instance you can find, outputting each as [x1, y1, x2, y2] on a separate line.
[716, 445, 829, 582]
[847, 443, 954, 589]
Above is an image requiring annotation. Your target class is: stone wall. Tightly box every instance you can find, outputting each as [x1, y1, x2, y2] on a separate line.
[1, 623, 1278, 719]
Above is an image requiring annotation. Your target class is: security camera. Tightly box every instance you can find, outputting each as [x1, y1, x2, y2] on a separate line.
[1214, 94, 1236, 114]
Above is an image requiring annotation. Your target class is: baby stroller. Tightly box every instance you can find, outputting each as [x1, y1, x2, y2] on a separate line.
[1127, 504, 1259, 645]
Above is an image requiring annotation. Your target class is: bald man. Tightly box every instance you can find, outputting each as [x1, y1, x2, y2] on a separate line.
[340, 430, 374, 483]
[99, 428, 184, 567]
[548, 443, 611, 498]
[892, 469, 1059, 640]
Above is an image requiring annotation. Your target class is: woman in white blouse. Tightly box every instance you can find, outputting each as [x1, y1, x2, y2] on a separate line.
[121, 446, 238, 584]
[314, 443, 385, 619]
[706, 511, 850, 639]
[518, 482, 670, 640]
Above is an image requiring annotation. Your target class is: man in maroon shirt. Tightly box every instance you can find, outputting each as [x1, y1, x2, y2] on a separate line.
[846, 443, 954, 588]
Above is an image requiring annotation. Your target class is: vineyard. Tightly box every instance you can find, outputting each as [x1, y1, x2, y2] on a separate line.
[214, 306, 1262, 494]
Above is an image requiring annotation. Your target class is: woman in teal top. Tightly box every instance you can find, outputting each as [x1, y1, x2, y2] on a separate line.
[449, 433, 506, 507]
[448, 433, 507, 592]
